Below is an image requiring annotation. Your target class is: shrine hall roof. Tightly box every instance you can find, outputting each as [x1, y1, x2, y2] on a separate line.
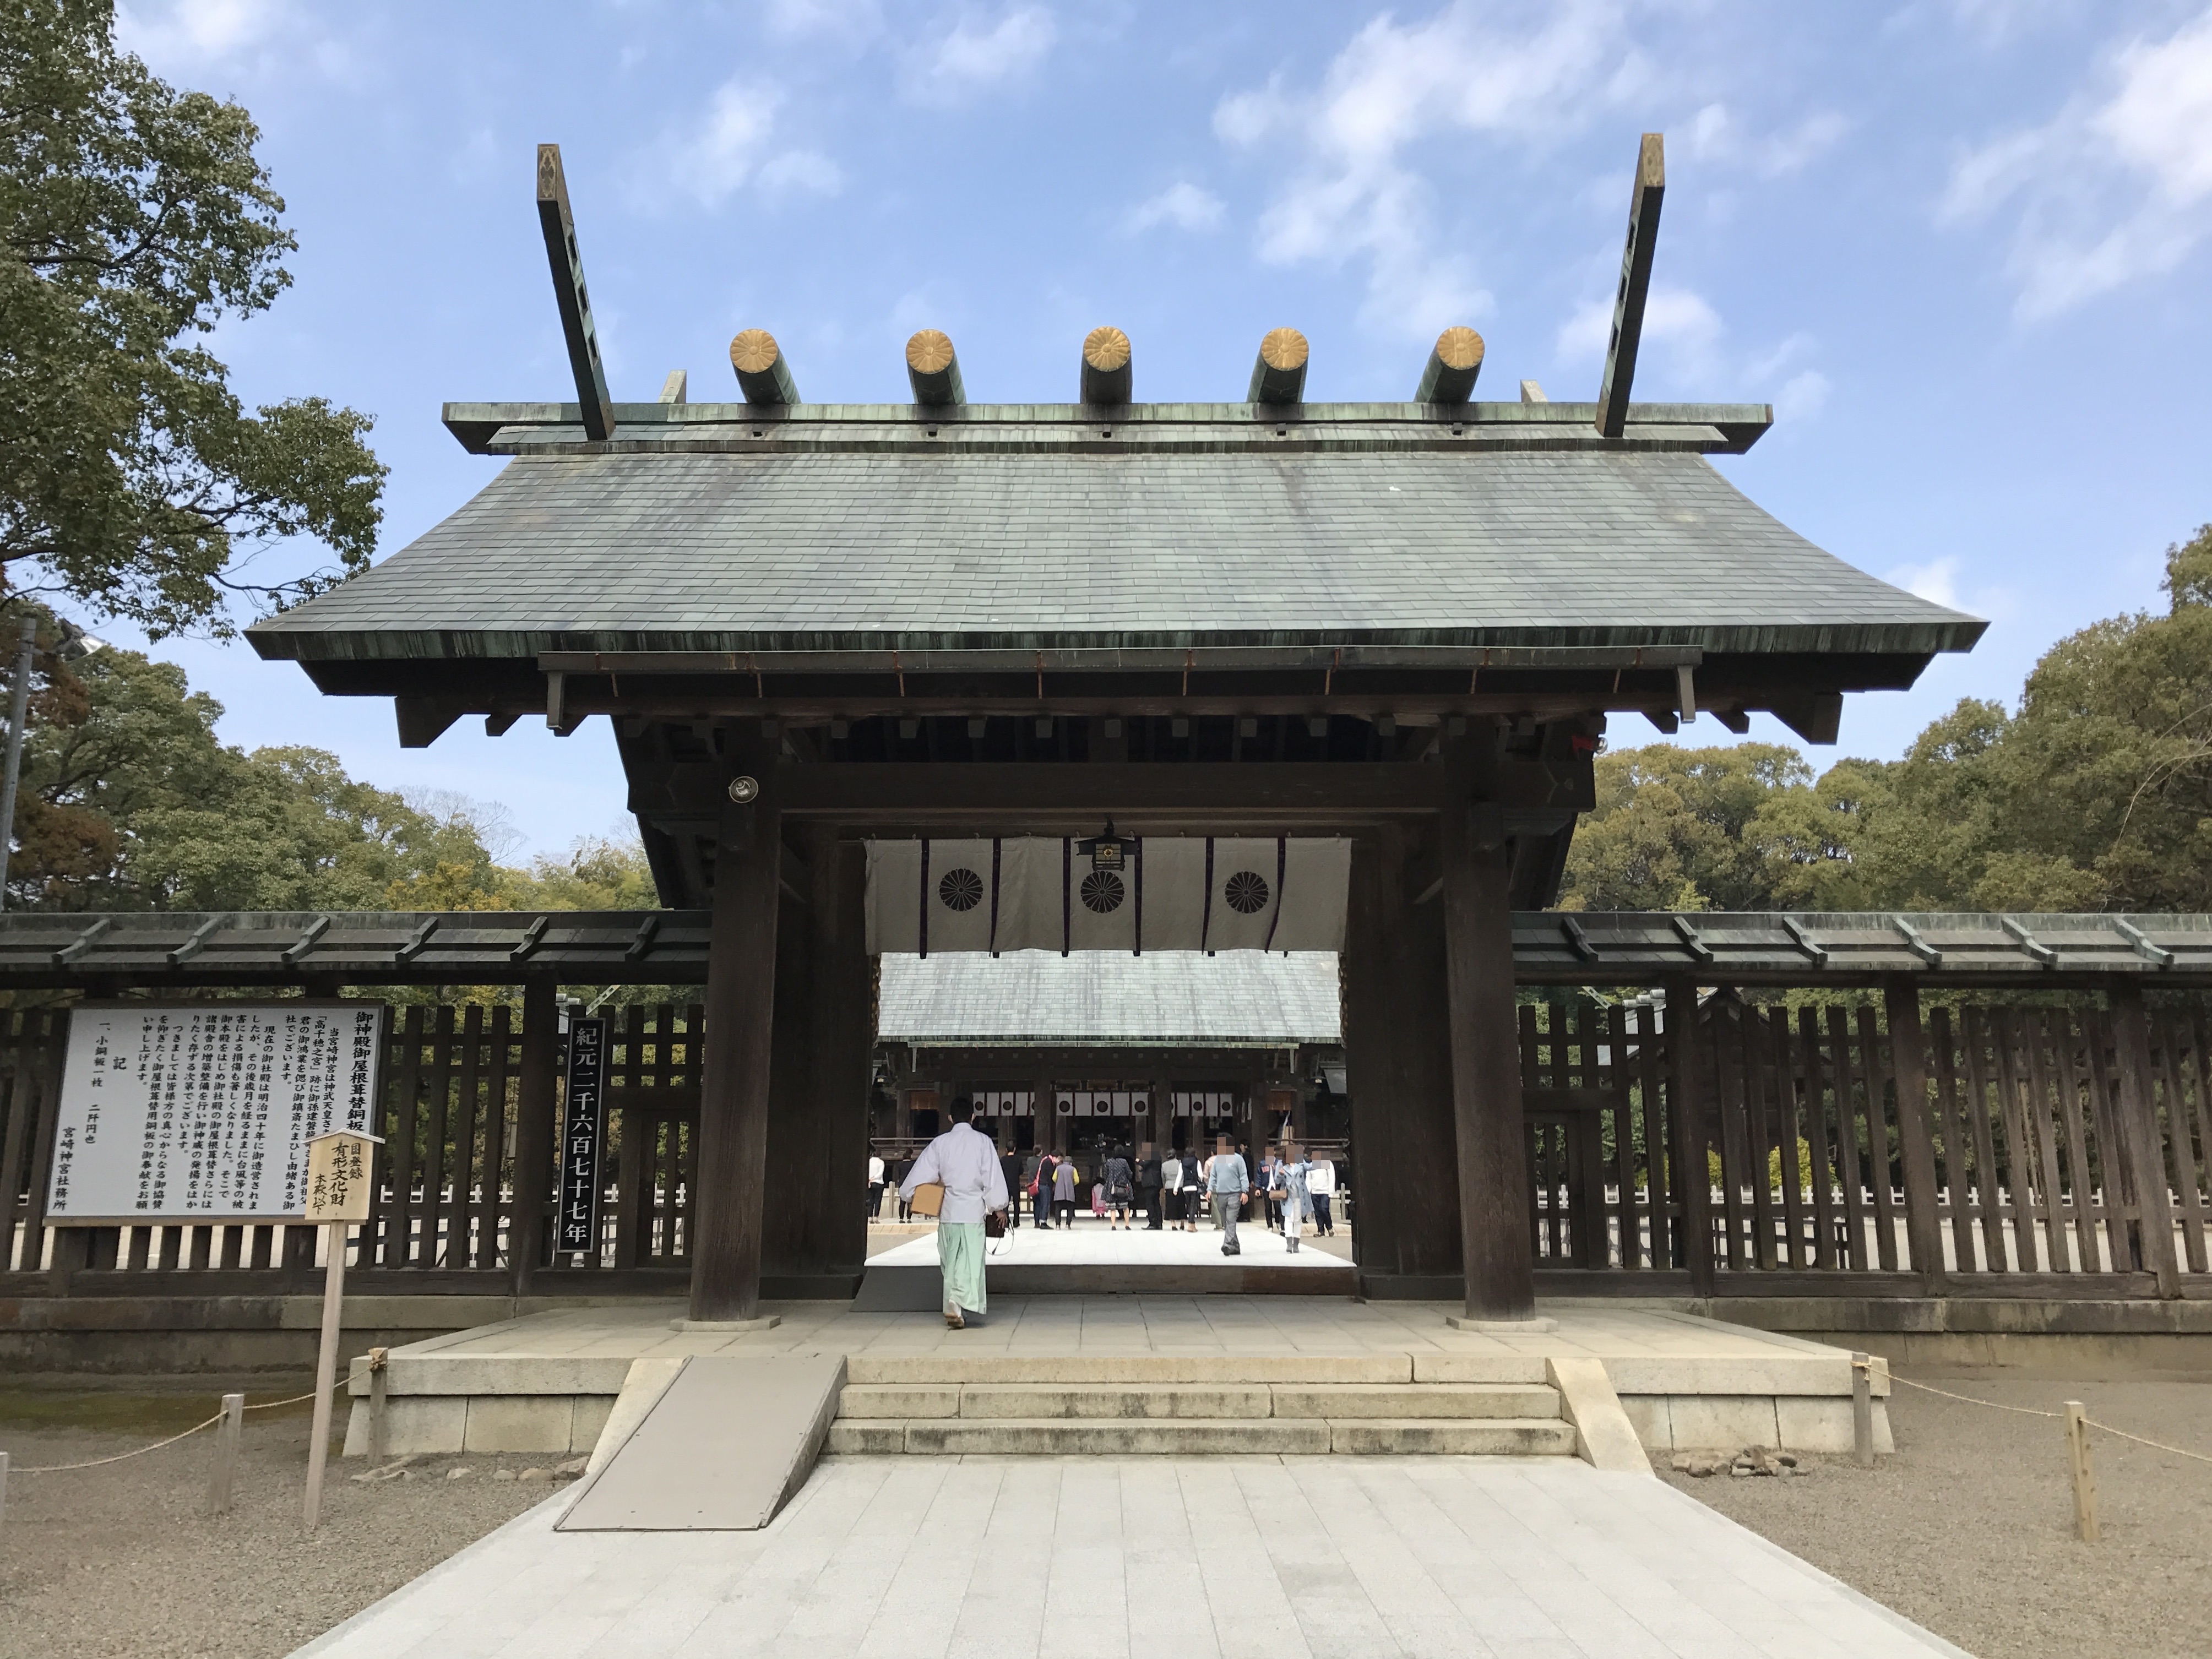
[248, 399, 1982, 665]
[876, 949, 1343, 1047]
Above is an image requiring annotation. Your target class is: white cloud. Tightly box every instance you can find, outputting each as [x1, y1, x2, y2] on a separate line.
[902, 6, 1056, 107]
[1942, 9, 2212, 317]
[1683, 101, 1850, 178]
[1126, 181, 1224, 234]
[758, 150, 845, 198]
[658, 79, 842, 209]
[117, 0, 289, 60]
[1212, 3, 1629, 339]
[1774, 368, 1832, 422]
[765, 0, 884, 43]
[1556, 286, 1723, 366]
[1884, 555, 1965, 610]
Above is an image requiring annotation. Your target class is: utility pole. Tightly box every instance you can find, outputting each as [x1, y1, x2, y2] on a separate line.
[0, 614, 36, 910]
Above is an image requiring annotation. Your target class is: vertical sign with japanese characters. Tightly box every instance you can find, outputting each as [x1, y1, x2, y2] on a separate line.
[556, 1015, 608, 1257]
[46, 1004, 385, 1223]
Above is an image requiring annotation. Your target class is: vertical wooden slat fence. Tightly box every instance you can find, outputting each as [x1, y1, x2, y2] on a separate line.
[1518, 993, 2211, 1290]
[8, 990, 2212, 1295]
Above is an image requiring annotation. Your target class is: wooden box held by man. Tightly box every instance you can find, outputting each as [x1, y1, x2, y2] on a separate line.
[897, 1097, 1009, 1328]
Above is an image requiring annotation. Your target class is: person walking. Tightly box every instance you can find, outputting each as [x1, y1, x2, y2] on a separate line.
[898, 1097, 1009, 1330]
[1031, 1152, 1054, 1230]
[1138, 1144, 1165, 1230]
[1159, 1143, 1183, 1228]
[1206, 1133, 1251, 1256]
[890, 1154, 913, 1222]
[867, 1150, 885, 1225]
[1271, 1141, 1314, 1254]
[1258, 1148, 1282, 1232]
[1052, 1152, 1078, 1228]
[1104, 1145, 1134, 1228]
[1307, 1152, 1336, 1236]
[999, 1142, 1023, 1230]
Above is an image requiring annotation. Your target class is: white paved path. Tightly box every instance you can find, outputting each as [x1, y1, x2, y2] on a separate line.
[293, 1457, 1970, 1659]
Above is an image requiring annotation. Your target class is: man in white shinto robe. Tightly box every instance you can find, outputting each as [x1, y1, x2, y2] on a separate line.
[899, 1097, 1009, 1329]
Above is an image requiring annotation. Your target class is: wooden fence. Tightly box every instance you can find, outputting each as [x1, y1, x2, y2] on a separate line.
[1522, 996, 2211, 1292]
[8, 992, 2210, 1297]
[0, 1002, 703, 1291]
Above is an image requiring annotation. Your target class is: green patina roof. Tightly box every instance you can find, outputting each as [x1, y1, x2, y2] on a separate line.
[248, 400, 1981, 664]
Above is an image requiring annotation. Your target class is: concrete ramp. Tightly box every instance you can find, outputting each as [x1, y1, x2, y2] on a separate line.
[557, 1353, 845, 1531]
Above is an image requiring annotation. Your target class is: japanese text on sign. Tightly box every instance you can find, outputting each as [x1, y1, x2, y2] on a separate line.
[46, 1004, 384, 1223]
[557, 1016, 608, 1255]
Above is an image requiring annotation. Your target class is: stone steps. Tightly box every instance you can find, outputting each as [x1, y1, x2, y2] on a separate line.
[828, 1374, 1576, 1456]
[836, 1380, 1560, 1421]
[825, 1416, 1578, 1457]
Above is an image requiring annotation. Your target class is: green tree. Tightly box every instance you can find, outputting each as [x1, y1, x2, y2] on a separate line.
[8, 630, 494, 910]
[0, 0, 383, 635]
[1561, 743, 1813, 911]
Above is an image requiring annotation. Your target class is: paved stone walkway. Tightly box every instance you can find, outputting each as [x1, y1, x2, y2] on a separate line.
[294, 1457, 1968, 1658]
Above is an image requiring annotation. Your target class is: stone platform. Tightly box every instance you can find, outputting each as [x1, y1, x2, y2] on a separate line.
[343, 1297, 1894, 1461]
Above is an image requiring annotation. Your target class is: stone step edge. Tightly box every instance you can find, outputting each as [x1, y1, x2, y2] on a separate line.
[824, 1417, 1581, 1455]
[835, 1381, 1564, 1422]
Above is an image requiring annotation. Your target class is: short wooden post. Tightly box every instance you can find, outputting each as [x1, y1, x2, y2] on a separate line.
[1851, 1353, 1874, 1467]
[208, 1391, 243, 1513]
[1, 1448, 9, 1540]
[2065, 1401, 2099, 1541]
[304, 1219, 346, 1531]
[301, 1129, 376, 1531]
[367, 1347, 390, 1462]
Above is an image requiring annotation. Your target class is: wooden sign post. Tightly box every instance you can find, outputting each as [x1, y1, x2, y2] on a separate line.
[302, 1129, 379, 1532]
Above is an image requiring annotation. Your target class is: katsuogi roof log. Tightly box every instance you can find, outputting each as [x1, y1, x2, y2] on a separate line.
[729, 329, 799, 405]
[1417, 328, 1485, 404]
[1247, 328, 1308, 405]
[906, 329, 966, 406]
[1080, 326, 1132, 405]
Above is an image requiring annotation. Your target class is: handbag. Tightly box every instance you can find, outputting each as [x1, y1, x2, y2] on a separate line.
[984, 1209, 1006, 1238]
[908, 1181, 945, 1217]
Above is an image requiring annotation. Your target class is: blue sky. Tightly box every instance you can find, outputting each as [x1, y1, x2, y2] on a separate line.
[100, 0, 2212, 858]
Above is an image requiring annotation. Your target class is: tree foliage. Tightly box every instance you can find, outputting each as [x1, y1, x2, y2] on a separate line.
[1562, 525, 2212, 915]
[0, 0, 384, 635]
[8, 621, 659, 915]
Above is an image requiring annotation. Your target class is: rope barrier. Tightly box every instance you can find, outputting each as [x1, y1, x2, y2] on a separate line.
[7, 1379, 342, 1474]
[1890, 1373, 2212, 1465]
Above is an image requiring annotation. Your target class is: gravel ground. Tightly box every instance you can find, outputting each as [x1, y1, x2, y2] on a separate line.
[0, 1377, 561, 1659]
[1664, 1373, 2212, 1659]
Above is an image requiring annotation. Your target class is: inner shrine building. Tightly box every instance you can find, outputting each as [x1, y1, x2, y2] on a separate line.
[248, 142, 1980, 1326]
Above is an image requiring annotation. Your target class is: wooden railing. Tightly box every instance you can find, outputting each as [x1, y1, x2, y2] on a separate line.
[1522, 997, 2211, 1292]
[1, 1001, 703, 1290]
[8, 992, 2209, 1298]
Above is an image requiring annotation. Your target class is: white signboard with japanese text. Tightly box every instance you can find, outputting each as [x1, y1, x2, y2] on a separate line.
[45, 1003, 386, 1223]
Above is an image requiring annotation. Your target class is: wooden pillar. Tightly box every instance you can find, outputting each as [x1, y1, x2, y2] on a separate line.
[763, 828, 873, 1296]
[2108, 986, 2182, 1298]
[508, 977, 559, 1298]
[1439, 804, 1537, 1323]
[1881, 978, 1947, 1295]
[758, 834, 816, 1292]
[796, 836, 871, 1289]
[1664, 977, 1715, 1296]
[689, 742, 782, 1323]
[1343, 828, 1461, 1296]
